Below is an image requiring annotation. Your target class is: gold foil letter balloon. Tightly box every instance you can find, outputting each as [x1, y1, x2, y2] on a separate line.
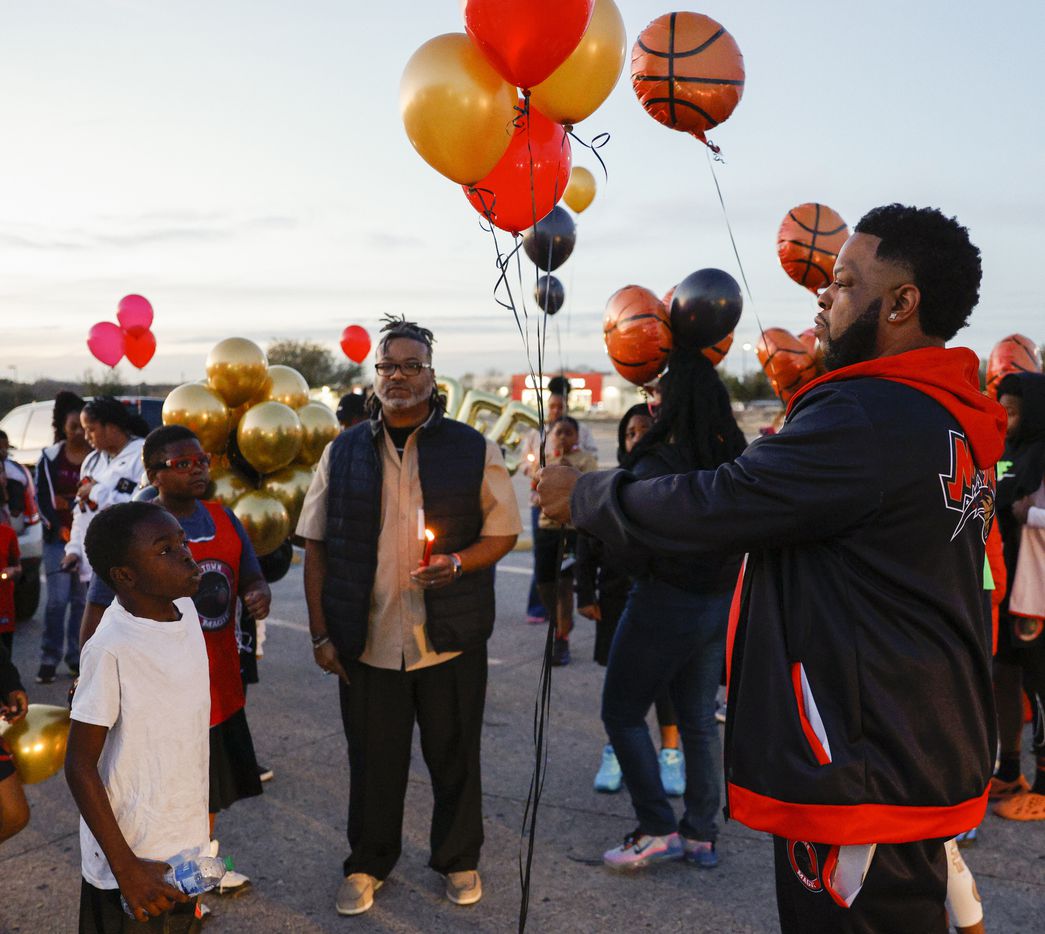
[296, 402, 339, 466]
[262, 365, 310, 409]
[162, 383, 231, 455]
[261, 464, 313, 530]
[236, 401, 303, 474]
[232, 491, 290, 556]
[1, 704, 71, 784]
[206, 337, 269, 407]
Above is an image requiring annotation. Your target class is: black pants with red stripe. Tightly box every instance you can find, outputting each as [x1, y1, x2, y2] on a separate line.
[774, 836, 948, 934]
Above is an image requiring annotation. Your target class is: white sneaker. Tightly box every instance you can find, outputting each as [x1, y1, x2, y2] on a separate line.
[337, 873, 383, 915]
[208, 839, 251, 894]
[446, 870, 482, 906]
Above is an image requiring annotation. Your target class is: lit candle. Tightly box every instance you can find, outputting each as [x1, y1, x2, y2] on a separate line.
[421, 528, 435, 567]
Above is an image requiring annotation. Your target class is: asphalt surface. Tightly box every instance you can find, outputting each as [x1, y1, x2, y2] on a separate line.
[2, 430, 1044, 932]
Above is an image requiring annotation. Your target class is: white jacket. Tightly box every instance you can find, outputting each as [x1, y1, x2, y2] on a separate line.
[65, 437, 146, 582]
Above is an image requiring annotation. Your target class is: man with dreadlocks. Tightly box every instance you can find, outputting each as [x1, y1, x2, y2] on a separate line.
[297, 315, 520, 917]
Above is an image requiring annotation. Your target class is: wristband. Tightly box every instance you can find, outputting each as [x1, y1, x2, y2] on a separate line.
[311, 634, 331, 649]
[449, 553, 463, 578]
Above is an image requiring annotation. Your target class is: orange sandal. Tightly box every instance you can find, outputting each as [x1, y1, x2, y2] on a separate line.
[993, 791, 1045, 821]
[988, 774, 1030, 799]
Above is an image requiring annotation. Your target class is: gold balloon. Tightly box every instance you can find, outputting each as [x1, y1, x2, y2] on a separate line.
[564, 166, 597, 214]
[296, 402, 339, 466]
[489, 401, 541, 474]
[436, 377, 463, 420]
[206, 337, 269, 407]
[529, 0, 627, 126]
[237, 401, 303, 474]
[162, 383, 231, 455]
[400, 33, 518, 185]
[457, 389, 506, 435]
[209, 460, 254, 507]
[261, 464, 313, 531]
[262, 365, 310, 409]
[228, 402, 250, 429]
[232, 491, 290, 556]
[1, 704, 71, 785]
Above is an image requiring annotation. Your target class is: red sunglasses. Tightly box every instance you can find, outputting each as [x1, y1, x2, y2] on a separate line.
[151, 453, 212, 473]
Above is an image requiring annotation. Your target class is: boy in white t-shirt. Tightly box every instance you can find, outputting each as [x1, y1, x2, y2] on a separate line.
[66, 501, 210, 932]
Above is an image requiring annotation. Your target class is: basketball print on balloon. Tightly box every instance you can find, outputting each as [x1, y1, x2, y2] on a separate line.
[777, 204, 849, 295]
[631, 12, 745, 148]
[986, 334, 1041, 396]
[757, 328, 819, 404]
[603, 286, 673, 385]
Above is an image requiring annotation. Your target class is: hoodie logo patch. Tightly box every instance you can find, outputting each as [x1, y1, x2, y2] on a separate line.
[787, 840, 823, 892]
[939, 430, 995, 543]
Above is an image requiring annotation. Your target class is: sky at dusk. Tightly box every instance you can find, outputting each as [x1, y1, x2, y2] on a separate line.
[1, 0, 1042, 385]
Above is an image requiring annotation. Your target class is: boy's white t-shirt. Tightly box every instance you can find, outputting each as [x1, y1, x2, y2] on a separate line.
[71, 596, 211, 889]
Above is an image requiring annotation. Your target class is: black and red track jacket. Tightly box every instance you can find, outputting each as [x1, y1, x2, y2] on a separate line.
[572, 347, 1006, 844]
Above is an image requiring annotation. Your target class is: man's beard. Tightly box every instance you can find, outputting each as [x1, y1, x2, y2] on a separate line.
[377, 383, 432, 412]
[822, 298, 882, 371]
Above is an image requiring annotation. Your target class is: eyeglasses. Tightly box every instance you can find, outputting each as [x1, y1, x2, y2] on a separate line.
[374, 361, 433, 377]
[150, 453, 212, 473]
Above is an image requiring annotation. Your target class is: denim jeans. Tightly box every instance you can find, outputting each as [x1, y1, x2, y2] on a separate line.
[601, 578, 730, 840]
[41, 539, 85, 668]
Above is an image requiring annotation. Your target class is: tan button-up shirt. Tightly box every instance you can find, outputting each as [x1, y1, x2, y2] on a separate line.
[297, 417, 522, 671]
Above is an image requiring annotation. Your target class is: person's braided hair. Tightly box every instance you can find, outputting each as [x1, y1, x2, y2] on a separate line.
[366, 314, 445, 419]
[625, 350, 747, 471]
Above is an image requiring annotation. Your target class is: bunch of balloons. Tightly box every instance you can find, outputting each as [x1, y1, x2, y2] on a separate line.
[631, 12, 745, 150]
[400, 0, 627, 236]
[986, 334, 1041, 396]
[161, 338, 339, 556]
[603, 268, 743, 385]
[777, 203, 849, 294]
[86, 294, 157, 370]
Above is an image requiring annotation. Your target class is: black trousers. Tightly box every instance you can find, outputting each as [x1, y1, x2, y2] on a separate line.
[773, 836, 948, 934]
[338, 646, 487, 880]
[79, 879, 199, 934]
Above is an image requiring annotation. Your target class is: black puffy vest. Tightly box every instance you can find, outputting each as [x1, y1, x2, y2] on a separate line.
[321, 409, 495, 661]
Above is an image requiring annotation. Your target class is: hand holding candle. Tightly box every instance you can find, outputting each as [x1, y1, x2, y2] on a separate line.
[421, 528, 435, 567]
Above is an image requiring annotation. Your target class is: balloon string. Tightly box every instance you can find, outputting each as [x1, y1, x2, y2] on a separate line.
[566, 128, 611, 181]
[704, 148, 770, 351]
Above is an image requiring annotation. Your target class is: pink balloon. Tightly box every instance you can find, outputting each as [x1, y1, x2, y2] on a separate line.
[87, 322, 125, 368]
[117, 294, 154, 336]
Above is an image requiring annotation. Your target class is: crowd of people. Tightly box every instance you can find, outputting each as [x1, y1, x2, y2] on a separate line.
[0, 202, 1042, 933]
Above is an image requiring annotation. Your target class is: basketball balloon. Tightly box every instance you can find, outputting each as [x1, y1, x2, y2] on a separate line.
[757, 328, 819, 404]
[703, 331, 734, 366]
[464, 101, 571, 235]
[987, 334, 1041, 396]
[603, 286, 672, 386]
[777, 204, 849, 294]
[631, 12, 745, 146]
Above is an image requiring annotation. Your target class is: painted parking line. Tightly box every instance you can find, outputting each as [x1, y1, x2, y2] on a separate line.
[497, 564, 532, 576]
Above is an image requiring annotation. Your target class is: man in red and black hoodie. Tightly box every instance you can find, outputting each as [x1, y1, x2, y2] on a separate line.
[538, 204, 1007, 933]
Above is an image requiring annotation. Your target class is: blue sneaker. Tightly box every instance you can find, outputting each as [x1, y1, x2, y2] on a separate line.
[603, 830, 683, 871]
[955, 826, 978, 847]
[682, 838, 718, 869]
[594, 745, 622, 793]
[659, 747, 685, 797]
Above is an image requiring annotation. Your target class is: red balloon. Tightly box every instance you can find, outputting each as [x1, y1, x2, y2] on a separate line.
[124, 329, 157, 370]
[464, 101, 571, 235]
[87, 322, 125, 368]
[116, 294, 154, 336]
[464, 0, 594, 89]
[340, 325, 371, 364]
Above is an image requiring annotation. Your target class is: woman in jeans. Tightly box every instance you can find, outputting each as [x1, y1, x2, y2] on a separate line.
[34, 392, 89, 683]
[600, 350, 747, 872]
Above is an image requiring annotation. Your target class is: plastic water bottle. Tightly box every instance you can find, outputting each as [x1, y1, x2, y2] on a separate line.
[120, 853, 228, 916]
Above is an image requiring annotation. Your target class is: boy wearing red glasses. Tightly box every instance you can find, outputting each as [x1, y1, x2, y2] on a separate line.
[81, 425, 271, 904]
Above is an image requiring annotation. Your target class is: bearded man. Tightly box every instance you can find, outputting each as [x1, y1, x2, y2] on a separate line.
[538, 205, 1006, 933]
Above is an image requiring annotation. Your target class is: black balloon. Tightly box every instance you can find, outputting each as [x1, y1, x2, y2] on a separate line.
[669, 268, 742, 349]
[534, 275, 565, 315]
[522, 206, 576, 272]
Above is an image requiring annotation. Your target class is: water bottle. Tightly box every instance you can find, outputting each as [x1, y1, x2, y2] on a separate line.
[120, 853, 228, 916]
